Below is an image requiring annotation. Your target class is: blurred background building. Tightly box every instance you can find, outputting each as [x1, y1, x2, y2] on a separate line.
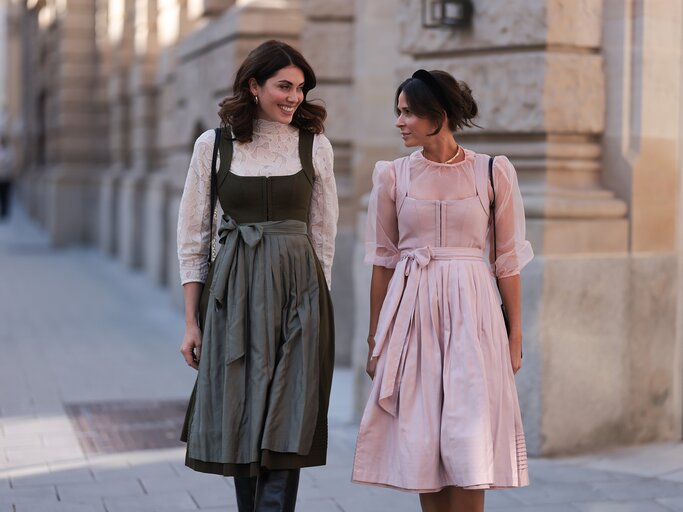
[1, 0, 682, 458]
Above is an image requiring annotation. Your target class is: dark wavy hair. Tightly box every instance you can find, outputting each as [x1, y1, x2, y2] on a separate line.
[218, 40, 326, 142]
[395, 70, 479, 136]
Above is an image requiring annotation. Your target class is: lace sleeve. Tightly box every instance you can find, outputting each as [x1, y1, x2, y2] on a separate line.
[177, 129, 216, 285]
[309, 133, 338, 290]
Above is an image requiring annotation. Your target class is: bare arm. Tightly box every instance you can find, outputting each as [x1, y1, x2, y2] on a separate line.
[497, 274, 522, 374]
[180, 282, 203, 370]
[366, 265, 395, 379]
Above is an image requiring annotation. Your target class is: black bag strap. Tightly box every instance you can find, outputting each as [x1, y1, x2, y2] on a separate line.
[488, 156, 497, 265]
[489, 156, 517, 352]
[208, 127, 220, 264]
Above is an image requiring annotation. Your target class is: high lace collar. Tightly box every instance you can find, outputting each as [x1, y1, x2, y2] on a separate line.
[253, 118, 297, 136]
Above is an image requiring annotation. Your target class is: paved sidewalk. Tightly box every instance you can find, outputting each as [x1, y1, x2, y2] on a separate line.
[1, 204, 683, 512]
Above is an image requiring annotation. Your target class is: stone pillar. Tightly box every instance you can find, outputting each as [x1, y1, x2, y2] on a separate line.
[98, 0, 134, 255]
[300, 0, 354, 200]
[600, 0, 683, 447]
[4, 1, 23, 167]
[40, 0, 109, 245]
[0, 0, 7, 131]
[117, 0, 161, 270]
[300, 0, 356, 366]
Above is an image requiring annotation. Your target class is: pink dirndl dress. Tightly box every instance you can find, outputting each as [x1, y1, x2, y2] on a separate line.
[352, 149, 533, 493]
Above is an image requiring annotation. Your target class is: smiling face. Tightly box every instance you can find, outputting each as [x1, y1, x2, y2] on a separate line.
[395, 92, 440, 147]
[249, 65, 305, 124]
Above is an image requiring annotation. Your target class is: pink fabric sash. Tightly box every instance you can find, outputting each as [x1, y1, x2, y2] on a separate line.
[373, 246, 485, 416]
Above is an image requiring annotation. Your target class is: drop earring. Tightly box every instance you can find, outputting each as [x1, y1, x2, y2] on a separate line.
[253, 95, 259, 105]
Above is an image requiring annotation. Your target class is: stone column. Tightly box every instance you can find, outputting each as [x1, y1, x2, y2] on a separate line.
[0, 0, 7, 131]
[99, 0, 135, 256]
[16, 3, 41, 217]
[299, 0, 356, 366]
[601, 0, 683, 448]
[4, 1, 23, 168]
[38, 0, 109, 245]
[117, 0, 161, 270]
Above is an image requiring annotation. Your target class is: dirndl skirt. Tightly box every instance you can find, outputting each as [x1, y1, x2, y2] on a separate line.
[180, 217, 334, 477]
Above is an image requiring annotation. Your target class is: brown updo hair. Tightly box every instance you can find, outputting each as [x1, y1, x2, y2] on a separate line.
[395, 70, 479, 136]
[218, 40, 326, 143]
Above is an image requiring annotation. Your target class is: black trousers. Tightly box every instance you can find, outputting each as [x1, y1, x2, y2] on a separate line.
[0, 180, 11, 219]
[234, 469, 300, 512]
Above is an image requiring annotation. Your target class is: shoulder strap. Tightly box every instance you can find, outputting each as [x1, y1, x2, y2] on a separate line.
[472, 153, 491, 215]
[298, 129, 315, 186]
[217, 127, 234, 189]
[208, 128, 221, 264]
[394, 156, 411, 215]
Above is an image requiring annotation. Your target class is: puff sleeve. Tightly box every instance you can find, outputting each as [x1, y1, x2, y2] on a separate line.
[365, 161, 400, 268]
[489, 156, 534, 278]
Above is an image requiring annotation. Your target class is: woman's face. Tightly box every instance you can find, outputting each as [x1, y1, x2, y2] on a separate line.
[250, 65, 305, 124]
[395, 91, 439, 147]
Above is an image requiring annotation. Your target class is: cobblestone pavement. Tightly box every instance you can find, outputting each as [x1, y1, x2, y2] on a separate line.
[1, 204, 683, 512]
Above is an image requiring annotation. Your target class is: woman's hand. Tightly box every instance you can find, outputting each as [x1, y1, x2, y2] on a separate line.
[180, 323, 202, 370]
[508, 330, 522, 374]
[366, 335, 378, 379]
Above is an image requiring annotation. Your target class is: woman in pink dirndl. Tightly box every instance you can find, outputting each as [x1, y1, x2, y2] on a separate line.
[352, 70, 533, 511]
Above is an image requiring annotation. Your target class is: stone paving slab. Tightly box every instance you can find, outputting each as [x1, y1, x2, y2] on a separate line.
[561, 443, 683, 479]
[1, 206, 683, 511]
[664, 471, 683, 483]
[10, 466, 94, 488]
[103, 490, 198, 512]
[14, 503, 107, 512]
[660, 497, 683, 511]
[574, 502, 674, 512]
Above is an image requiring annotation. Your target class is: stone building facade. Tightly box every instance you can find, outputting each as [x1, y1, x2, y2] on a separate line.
[5, 0, 683, 457]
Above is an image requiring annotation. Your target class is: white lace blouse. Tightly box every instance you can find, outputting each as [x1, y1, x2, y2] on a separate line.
[177, 119, 338, 289]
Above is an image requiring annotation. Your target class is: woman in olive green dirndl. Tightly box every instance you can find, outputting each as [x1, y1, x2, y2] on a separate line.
[176, 40, 337, 512]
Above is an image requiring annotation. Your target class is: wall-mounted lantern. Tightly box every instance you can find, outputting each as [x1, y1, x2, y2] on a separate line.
[422, 0, 474, 29]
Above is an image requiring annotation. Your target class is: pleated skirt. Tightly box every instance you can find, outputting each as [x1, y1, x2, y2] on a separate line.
[181, 229, 334, 477]
[352, 258, 528, 492]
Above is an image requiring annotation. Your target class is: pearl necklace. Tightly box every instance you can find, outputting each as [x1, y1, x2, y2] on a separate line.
[423, 144, 463, 164]
[443, 144, 463, 164]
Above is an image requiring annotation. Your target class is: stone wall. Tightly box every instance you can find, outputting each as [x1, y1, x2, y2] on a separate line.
[598, 0, 683, 448]
[300, 0, 356, 366]
[300, 0, 354, 205]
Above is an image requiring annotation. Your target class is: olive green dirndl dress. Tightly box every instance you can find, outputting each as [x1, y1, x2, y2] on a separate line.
[180, 129, 335, 477]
